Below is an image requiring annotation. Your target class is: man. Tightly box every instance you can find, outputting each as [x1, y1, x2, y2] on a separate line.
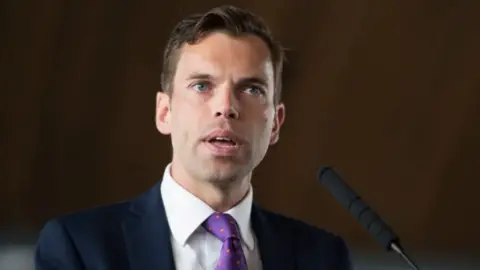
[35, 5, 352, 270]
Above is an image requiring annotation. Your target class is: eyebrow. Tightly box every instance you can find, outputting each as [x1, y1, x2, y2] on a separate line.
[185, 73, 213, 81]
[186, 72, 269, 88]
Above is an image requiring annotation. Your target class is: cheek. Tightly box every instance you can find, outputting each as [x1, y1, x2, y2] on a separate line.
[261, 108, 275, 128]
[170, 104, 202, 143]
[251, 109, 274, 140]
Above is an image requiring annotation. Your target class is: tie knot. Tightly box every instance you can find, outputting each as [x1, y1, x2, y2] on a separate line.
[202, 212, 241, 241]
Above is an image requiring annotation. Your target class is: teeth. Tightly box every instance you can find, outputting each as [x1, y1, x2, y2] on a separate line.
[214, 137, 232, 142]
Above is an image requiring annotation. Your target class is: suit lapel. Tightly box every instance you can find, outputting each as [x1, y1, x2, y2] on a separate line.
[251, 204, 296, 270]
[122, 181, 175, 270]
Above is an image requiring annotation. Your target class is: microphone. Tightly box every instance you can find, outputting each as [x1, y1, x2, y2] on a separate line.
[317, 166, 421, 270]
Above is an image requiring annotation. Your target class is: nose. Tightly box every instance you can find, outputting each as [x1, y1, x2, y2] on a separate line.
[212, 86, 240, 120]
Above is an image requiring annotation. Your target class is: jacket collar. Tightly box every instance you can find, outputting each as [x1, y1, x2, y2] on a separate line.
[122, 180, 296, 270]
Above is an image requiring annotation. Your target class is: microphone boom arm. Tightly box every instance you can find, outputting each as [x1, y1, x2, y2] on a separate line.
[318, 167, 421, 270]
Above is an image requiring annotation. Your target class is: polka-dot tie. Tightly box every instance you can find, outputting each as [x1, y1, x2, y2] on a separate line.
[202, 212, 248, 270]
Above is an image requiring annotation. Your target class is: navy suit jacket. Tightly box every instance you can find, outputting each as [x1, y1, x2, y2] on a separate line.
[35, 180, 352, 270]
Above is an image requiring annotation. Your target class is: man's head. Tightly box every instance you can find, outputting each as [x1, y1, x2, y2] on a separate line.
[155, 5, 286, 188]
[160, 5, 285, 105]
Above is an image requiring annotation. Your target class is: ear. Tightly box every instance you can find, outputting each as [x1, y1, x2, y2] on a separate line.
[155, 91, 171, 135]
[269, 103, 285, 145]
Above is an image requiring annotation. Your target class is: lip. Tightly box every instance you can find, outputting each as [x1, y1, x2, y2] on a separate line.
[202, 129, 245, 157]
[202, 129, 245, 146]
[203, 140, 240, 157]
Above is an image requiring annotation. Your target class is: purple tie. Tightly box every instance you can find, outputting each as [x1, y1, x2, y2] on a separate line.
[202, 212, 248, 270]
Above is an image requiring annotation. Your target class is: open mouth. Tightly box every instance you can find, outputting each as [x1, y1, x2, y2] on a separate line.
[207, 136, 237, 147]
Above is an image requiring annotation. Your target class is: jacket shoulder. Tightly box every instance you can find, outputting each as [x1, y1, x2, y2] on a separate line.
[35, 200, 134, 269]
[55, 200, 131, 227]
[259, 208, 343, 241]
[258, 207, 352, 269]
[38, 200, 133, 250]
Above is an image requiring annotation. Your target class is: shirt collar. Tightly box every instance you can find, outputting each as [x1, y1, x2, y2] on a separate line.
[160, 163, 255, 251]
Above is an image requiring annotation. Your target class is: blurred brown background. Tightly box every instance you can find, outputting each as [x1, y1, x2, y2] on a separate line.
[2, 0, 479, 269]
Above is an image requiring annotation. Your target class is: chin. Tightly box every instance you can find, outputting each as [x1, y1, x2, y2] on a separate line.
[201, 160, 248, 183]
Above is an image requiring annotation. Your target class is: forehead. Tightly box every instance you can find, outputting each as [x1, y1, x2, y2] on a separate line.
[174, 32, 274, 82]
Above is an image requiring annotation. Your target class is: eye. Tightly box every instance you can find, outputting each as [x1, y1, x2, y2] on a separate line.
[192, 82, 210, 92]
[244, 86, 264, 95]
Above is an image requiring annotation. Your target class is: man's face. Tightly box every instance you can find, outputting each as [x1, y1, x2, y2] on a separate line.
[156, 32, 285, 184]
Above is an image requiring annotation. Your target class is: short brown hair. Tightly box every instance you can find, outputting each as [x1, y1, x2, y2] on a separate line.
[161, 5, 285, 104]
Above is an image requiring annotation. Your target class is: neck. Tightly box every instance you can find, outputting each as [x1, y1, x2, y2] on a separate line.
[169, 162, 251, 212]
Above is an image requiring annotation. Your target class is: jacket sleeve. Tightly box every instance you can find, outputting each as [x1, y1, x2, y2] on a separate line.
[35, 219, 83, 270]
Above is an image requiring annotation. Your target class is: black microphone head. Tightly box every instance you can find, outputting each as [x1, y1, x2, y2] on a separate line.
[317, 166, 399, 250]
[318, 166, 358, 208]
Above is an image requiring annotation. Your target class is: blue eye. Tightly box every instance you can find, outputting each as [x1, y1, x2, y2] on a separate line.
[245, 86, 263, 95]
[193, 82, 209, 92]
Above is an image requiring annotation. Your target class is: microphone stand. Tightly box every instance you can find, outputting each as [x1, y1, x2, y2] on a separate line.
[390, 242, 420, 270]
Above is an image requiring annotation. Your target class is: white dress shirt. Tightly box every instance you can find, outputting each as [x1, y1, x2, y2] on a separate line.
[160, 164, 263, 270]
